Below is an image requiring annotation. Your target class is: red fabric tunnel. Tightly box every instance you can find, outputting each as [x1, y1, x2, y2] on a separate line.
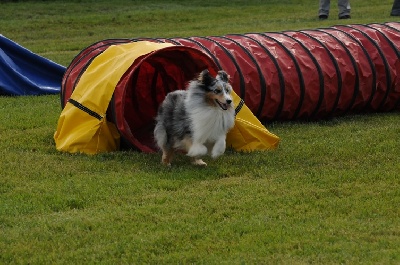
[61, 22, 400, 152]
[62, 43, 219, 152]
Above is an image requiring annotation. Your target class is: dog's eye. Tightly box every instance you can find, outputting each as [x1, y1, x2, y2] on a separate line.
[214, 89, 222, 94]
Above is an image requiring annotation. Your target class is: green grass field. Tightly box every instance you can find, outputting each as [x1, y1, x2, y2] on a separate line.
[1, 0, 400, 263]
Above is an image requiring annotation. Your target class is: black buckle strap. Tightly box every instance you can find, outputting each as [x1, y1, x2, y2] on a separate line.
[68, 98, 103, 121]
[235, 99, 245, 116]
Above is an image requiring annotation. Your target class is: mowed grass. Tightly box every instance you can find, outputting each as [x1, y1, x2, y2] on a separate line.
[1, 0, 400, 263]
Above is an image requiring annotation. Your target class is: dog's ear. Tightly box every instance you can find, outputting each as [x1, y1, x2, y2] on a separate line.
[217, 70, 229, 82]
[198, 69, 215, 87]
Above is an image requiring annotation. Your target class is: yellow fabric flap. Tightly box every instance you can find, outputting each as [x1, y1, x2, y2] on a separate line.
[227, 91, 280, 151]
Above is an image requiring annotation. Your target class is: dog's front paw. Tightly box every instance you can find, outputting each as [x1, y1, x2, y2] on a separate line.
[187, 144, 207, 157]
[211, 149, 224, 159]
[211, 140, 226, 159]
[191, 158, 207, 166]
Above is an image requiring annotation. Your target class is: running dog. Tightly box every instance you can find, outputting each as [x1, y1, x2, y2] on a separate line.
[154, 70, 235, 166]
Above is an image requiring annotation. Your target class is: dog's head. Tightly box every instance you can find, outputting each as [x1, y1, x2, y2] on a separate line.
[197, 69, 234, 111]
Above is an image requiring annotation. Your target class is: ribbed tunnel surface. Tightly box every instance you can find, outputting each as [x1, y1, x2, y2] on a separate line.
[61, 22, 400, 151]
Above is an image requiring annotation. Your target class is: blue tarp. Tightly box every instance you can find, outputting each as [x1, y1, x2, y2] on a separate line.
[0, 35, 65, 96]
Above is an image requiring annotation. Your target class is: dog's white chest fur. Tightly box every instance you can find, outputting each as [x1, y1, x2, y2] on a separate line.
[188, 105, 235, 144]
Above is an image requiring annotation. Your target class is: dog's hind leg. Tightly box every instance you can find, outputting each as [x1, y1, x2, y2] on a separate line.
[161, 148, 174, 166]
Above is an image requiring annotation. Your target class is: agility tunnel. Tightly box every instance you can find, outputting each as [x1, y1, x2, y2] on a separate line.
[56, 22, 400, 153]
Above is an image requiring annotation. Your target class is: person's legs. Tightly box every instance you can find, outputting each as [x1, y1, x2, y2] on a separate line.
[338, 0, 351, 18]
[319, 0, 330, 17]
[391, 0, 400, 16]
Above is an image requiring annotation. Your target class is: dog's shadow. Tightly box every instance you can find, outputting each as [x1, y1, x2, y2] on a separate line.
[137, 150, 242, 181]
[93, 149, 260, 181]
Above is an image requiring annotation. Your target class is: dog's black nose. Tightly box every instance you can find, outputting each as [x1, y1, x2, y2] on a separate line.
[226, 99, 232, 105]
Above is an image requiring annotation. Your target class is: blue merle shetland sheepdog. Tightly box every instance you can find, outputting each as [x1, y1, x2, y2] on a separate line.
[154, 70, 235, 166]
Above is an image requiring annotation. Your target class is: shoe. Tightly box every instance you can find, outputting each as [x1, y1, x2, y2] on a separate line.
[339, 15, 351, 19]
[319, 15, 328, 20]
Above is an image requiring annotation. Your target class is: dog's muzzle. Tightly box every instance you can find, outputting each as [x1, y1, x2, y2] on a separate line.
[215, 99, 232, 110]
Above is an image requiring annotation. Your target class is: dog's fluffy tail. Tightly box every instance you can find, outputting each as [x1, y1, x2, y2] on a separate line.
[154, 121, 167, 150]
